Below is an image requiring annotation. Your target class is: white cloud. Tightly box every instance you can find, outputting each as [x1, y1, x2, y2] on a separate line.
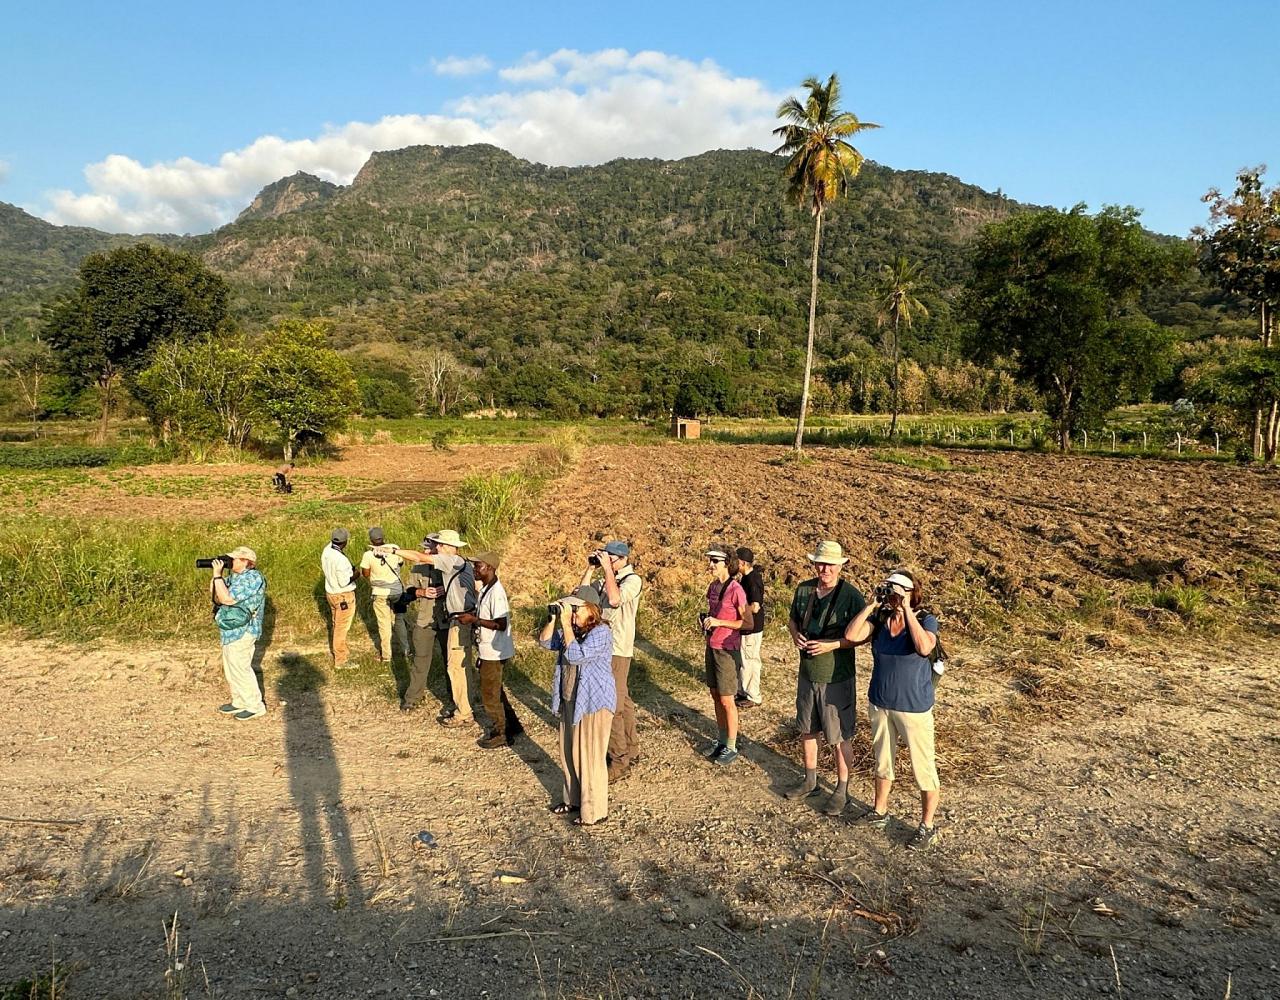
[431, 54, 493, 77]
[41, 49, 786, 234]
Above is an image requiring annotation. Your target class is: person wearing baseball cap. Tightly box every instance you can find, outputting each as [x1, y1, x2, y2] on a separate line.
[783, 540, 866, 815]
[579, 539, 643, 781]
[735, 547, 766, 711]
[359, 526, 409, 664]
[209, 545, 268, 721]
[321, 527, 357, 668]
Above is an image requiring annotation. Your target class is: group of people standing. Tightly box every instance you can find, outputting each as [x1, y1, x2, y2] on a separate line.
[207, 529, 943, 847]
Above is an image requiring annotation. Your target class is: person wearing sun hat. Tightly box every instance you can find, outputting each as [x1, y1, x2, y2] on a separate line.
[392, 529, 479, 730]
[783, 540, 866, 815]
[845, 568, 942, 849]
[209, 545, 268, 721]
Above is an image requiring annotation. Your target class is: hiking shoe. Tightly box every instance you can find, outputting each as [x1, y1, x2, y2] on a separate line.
[702, 741, 725, 759]
[713, 746, 739, 767]
[218, 703, 239, 715]
[782, 779, 820, 801]
[477, 733, 508, 750]
[439, 714, 474, 729]
[855, 809, 891, 830]
[821, 788, 848, 816]
[233, 708, 266, 722]
[400, 700, 422, 713]
[735, 696, 760, 711]
[906, 823, 937, 850]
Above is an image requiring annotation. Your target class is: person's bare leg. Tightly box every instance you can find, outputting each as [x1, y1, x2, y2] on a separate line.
[873, 776, 892, 816]
[822, 739, 851, 815]
[920, 789, 939, 828]
[785, 735, 821, 798]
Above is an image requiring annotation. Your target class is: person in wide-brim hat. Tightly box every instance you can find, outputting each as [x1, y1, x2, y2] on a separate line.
[426, 528, 468, 548]
[784, 539, 866, 816]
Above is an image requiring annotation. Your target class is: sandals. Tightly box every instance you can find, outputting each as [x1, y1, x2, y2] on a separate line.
[550, 803, 579, 815]
[573, 815, 608, 827]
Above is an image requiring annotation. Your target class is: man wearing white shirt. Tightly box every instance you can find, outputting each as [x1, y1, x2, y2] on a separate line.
[321, 527, 357, 668]
[454, 551, 523, 749]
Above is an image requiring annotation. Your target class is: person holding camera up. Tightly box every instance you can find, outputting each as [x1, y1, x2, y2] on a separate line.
[208, 546, 267, 721]
[454, 551, 523, 749]
[400, 536, 446, 713]
[784, 540, 865, 815]
[539, 586, 615, 826]
[735, 547, 765, 711]
[701, 544, 752, 766]
[579, 540, 643, 781]
[389, 530, 479, 730]
[845, 569, 941, 849]
[359, 526, 408, 663]
[321, 528, 358, 669]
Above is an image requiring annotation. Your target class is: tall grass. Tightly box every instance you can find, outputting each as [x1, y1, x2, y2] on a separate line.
[0, 450, 568, 644]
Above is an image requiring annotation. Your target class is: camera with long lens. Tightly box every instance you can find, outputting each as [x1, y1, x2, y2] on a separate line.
[195, 555, 233, 570]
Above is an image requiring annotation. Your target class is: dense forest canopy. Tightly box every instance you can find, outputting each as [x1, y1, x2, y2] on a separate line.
[0, 144, 1252, 420]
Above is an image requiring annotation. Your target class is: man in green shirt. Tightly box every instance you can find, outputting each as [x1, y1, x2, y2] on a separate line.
[784, 540, 866, 816]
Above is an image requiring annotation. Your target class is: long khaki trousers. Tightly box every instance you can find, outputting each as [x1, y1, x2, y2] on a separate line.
[607, 655, 639, 773]
[445, 623, 477, 721]
[559, 702, 613, 824]
[221, 633, 264, 713]
[326, 591, 356, 666]
[478, 658, 520, 738]
[371, 593, 408, 661]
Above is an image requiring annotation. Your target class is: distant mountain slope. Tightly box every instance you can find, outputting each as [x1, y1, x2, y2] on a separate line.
[236, 171, 340, 223]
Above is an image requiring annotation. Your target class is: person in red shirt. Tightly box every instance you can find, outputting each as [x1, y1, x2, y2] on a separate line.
[701, 544, 752, 766]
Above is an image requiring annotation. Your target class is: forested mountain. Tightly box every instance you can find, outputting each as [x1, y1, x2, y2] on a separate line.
[0, 144, 1246, 416]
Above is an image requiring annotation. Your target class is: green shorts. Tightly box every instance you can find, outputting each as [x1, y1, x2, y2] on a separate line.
[705, 647, 741, 694]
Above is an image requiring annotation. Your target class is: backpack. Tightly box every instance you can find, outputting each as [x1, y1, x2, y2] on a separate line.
[914, 606, 949, 684]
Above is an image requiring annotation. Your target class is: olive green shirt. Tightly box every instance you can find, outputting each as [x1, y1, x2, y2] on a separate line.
[789, 578, 866, 684]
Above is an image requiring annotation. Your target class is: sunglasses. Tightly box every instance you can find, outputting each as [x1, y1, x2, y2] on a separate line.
[706, 556, 725, 564]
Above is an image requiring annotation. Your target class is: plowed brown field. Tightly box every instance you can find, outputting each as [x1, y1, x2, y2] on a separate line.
[2, 442, 1277, 999]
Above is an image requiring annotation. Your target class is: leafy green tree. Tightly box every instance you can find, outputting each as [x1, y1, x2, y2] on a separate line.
[773, 74, 879, 451]
[876, 256, 929, 436]
[1188, 345, 1280, 462]
[1193, 168, 1280, 455]
[964, 206, 1181, 450]
[673, 367, 731, 417]
[43, 244, 229, 441]
[250, 320, 358, 460]
[134, 334, 256, 448]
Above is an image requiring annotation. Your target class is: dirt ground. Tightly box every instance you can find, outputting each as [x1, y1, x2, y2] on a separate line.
[2, 444, 1278, 999]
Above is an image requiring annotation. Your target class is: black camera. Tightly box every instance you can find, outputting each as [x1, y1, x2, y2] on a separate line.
[195, 555, 233, 570]
[587, 553, 601, 567]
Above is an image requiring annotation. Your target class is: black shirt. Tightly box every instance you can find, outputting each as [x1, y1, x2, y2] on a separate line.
[741, 568, 765, 634]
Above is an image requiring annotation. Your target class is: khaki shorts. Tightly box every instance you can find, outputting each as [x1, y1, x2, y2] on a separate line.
[704, 647, 741, 694]
[796, 674, 855, 744]
[868, 702, 939, 792]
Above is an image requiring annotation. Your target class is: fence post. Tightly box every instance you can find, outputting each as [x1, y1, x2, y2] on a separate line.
[1176, 432, 1182, 454]
[1214, 432, 1220, 454]
[1083, 430, 1088, 449]
[1142, 431, 1148, 450]
[1009, 429, 1015, 446]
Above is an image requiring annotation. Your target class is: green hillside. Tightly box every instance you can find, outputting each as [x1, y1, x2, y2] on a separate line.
[0, 144, 1246, 416]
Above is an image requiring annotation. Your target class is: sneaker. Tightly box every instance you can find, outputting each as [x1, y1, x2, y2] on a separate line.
[713, 746, 739, 767]
[735, 696, 760, 711]
[906, 823, 937, 850]
[233, 708, 266, 721]
[218, 703, 239, 715]
[439, 714, 474, 729]
[477, 733, 508, 750]
[702, 741, 725, 759]
[437, 708, 456, 721]
[855, 809, 891, 830]
[399, 700, 422, 713]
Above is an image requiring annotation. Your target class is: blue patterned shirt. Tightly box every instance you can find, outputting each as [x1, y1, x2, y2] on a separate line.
[542, 625, 615, 725]
[216, 568, 266, 646]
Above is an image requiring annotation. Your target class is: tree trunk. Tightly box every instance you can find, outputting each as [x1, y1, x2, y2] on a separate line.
[1266, 398, 1279, 464]
[94, 371, 116, 445]
[793, 209, 824, 453]
[890, 311, 901, 437]
[1253, 407, 1263, 459]
[283, 437, 295, 463]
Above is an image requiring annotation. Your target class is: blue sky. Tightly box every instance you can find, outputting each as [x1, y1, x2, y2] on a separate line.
[2, 0, 1276, 235]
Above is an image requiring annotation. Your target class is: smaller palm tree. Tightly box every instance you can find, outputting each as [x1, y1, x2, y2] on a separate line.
[876, 256, 929, 437]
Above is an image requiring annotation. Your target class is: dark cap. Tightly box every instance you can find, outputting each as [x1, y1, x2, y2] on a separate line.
[559, 585, 602, 607]
[736, 546, 754, 564]
[331, 527, 350, 544]
[604, 540, 630, 558]
[368, 526, 385, 545]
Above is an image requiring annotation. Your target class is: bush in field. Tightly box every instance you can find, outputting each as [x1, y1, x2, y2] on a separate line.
[250, 320, 358, 461]
[134, 334, 257, 449]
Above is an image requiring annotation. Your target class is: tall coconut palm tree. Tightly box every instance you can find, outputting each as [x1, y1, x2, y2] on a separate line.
[774, 74, 879, 452]
[877, 256, 929, 437]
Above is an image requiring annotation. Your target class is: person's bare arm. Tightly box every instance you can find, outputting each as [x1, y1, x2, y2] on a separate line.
[844, 600, 879, 646]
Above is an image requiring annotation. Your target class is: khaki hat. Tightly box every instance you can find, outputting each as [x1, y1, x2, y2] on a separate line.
[806, 540, 848, 565]
[427, 528, 468, 548]
[558, 585, 601, 607]
[471, 550, 500, 570]
[229, 545, 258, 563]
